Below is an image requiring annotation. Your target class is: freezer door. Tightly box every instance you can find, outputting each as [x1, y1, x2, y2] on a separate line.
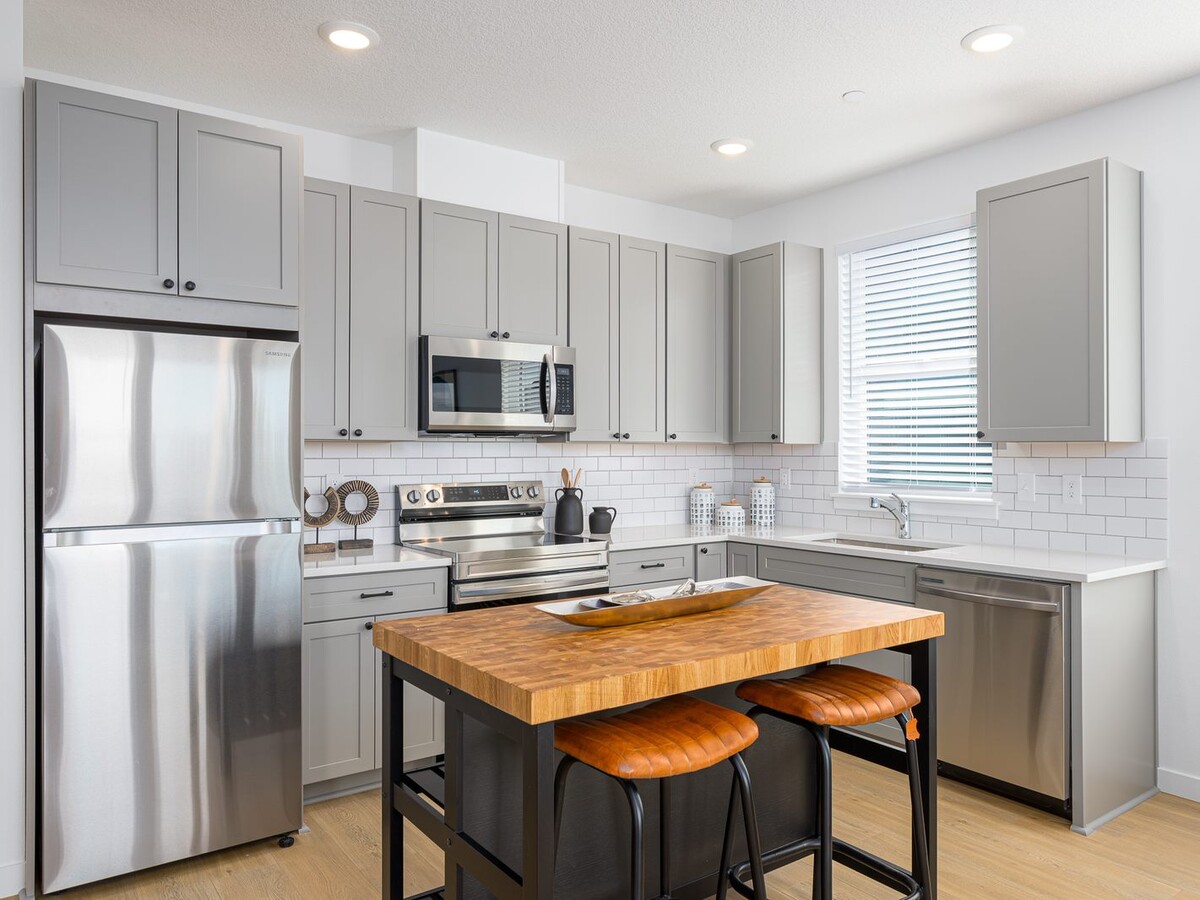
[43, 324, 301, 529]
[41, 525, 302, 893]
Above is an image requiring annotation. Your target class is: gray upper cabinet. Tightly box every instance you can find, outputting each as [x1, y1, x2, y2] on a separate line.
[568, 227, 621, 441]
[301, 180, 350, 440]
[302, 180, 419, 441]
[619, 236, 667, 442]
[731, 242, 822, 444]
[178, 112, 301, 307]
[977, 159, 1143, 442]
[499, 214, 567, 345]
[667, 246, 728, 443]
[35, 82, 178, 294]
[420, 200, 499, 339]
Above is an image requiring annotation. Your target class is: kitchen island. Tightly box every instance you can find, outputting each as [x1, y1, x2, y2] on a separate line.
[373, 582, 945, 899]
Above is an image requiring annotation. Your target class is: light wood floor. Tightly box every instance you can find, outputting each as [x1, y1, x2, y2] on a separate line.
[44, 752, 1200, 899]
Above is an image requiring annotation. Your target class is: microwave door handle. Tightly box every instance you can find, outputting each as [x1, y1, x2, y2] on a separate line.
[543, 351, 556, 425]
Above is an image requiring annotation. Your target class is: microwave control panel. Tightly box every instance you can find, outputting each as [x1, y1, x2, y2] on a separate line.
[553, 365, 574, 416]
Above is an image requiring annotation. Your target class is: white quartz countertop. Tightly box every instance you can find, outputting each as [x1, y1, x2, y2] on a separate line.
[600, 524, 1166, 584]
[303, 544, 450, 579]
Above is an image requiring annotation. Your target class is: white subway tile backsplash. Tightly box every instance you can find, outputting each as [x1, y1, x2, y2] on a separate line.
[1085, 457, 1125, 477]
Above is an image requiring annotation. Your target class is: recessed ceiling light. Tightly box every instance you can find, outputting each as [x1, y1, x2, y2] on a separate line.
[841, 90, 867, 103]
[711, 138, 752, 157]
[961, 24, 1022, 53]
[319, 21, 380, 51]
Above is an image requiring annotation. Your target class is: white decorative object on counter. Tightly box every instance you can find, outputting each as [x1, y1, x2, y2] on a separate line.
[716, 498, 746, 531]
[750, 475, 776, 527]
[690, 483, 716, 526]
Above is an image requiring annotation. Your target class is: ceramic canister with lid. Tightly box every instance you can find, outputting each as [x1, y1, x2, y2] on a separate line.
[750, 475, 776, 527]
[690, 483, 716, 526]
[715, 498, 746, 530]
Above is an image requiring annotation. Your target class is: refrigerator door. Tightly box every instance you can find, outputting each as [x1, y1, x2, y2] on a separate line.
[41, 522, 303, 894]
[42, 324, 301, 530]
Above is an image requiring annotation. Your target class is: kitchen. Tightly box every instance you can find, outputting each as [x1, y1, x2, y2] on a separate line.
[3, 2, 1199, 898]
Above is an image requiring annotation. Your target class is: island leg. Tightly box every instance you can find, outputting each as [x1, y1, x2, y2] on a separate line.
[520, 723, 556, 899]
[908, 637, 938, 899]
[382, 657, 406, 899]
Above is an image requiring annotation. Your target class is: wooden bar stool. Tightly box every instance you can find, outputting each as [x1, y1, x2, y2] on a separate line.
[719, 665, 932, 900]
[554, 694, 768, 900]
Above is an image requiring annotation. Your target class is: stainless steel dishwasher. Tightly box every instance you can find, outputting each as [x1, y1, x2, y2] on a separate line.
[916, 568, 1070, 811]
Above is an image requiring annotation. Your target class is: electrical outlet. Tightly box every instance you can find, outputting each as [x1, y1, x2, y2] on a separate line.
[1061, 474, 1084, 512]
[327, 474, 345, 491]
[781, 468, 793, 489]
[688, 468, 699, 486]
[1016, 472, 1036, 505]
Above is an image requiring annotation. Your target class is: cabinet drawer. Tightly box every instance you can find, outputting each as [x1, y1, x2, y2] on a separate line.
[756, 547, 916, 604]
[304, 568, 448, 623]
[609, 546, 695, 589]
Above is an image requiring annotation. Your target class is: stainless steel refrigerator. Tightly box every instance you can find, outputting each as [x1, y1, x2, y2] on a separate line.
[39, 324, 303, 894]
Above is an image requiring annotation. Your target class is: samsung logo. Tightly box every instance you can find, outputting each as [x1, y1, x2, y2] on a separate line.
[265, 350, 292, 358]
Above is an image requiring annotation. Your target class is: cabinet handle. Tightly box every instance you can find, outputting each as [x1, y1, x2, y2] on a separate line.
[622, 433, 630, 440]
[490, 331, 499, 339]
[354, 429, 363, 437]
[640, 562, 665, 569]
[771, 433, 778, 441]
[339, 428, 348, 437]
[360, 590, 395, 599]
[976, 430, 985, 439]
[669, 433, 677, 440]
[502, 331, 511, 339]
[162, 278, 175, 289]
[364, 621, 374, 630]
[184, 281, 196, 291]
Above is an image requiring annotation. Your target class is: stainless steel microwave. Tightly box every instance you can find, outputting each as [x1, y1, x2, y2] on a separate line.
[419, 336, 577, 434]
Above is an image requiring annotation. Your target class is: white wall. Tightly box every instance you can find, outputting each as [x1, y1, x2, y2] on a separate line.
[564, 184, 733, 253]
[2, 3, 25, 894]
[733, 74, 1199, 799]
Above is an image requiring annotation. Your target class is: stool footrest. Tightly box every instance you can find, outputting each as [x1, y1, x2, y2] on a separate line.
[726, 836, 922, 900]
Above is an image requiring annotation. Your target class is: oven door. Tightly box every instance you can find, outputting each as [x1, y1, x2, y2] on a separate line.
[451, 569, 608, 611]
[420, 336, 576, 434]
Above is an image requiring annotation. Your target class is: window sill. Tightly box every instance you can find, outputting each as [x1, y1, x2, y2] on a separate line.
[832, 491, 1000, 522]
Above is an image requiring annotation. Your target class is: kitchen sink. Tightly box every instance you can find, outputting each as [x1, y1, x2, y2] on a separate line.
[807, 534, 962, 553]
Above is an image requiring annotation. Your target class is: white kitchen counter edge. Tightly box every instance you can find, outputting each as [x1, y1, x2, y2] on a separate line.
[303, 545, 450, 579]
[600, 525, 1166, 584]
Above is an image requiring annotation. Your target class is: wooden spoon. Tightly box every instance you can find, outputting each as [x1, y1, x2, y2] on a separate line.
[574, 468, 583, 489]
[561, 467, 571, 489]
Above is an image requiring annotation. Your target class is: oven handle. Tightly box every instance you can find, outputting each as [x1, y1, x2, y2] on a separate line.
[543, 350, 557, 425]
[453, 570, 608, 607]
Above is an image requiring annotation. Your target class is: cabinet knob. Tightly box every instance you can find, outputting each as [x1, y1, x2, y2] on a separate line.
[339, 428, 348, 437]
[622, 433, 630, 440]
[502, 331, 510, 339]
[669, 433, 677, 440]
[162, 278, 175, 289]
[184, 280, 196, 291]
[354, 429, 363, 437]
[976, 430, 985, 440]
[490, 331, 499, 339]
[364, 621, 374, 631]
[700, 547, 709, 555]
[613, 433, 621, 439]
[771, 434, 778, 441]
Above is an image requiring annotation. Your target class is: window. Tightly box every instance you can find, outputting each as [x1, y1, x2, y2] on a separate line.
[839, 219, 992, 494]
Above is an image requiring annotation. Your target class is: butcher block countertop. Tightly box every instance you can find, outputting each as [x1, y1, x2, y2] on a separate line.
[372, 583, 944, 724]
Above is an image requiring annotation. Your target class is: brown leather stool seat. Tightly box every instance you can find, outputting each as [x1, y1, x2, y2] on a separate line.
[554, 695, 759, 780]
[736, 664, 921, 728]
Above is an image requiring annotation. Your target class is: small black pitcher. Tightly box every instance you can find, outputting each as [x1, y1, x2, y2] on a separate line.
[555, 487, 585, 535]
[588, 506, 617, 535]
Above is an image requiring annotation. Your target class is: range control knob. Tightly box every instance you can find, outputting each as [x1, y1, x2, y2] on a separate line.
[406, 490, 421, 504]
[510, 486, 524, 499]
[527, 485, 540, 499]
[426, 489, 441, 503]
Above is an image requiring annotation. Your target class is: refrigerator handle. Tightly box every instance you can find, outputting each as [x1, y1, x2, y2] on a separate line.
[44, 519, 301, 548]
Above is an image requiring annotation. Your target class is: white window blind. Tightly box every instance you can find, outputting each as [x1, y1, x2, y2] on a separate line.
[839, 223, 992, 493]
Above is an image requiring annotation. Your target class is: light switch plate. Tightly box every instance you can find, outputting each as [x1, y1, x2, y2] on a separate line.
[688, 468, 699, 486]
[1061, 474, 1085, 512]
[1016, 472, 1037, 506]
[781, 468, 793, 489]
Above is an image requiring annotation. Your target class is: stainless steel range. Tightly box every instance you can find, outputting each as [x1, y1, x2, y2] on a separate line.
[396, 481, 609, 610]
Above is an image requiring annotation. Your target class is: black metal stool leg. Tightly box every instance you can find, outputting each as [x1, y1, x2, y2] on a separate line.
[659, 778, 671, 899]
[897, 712, 932, 896]
[812, 724, 833, 900]
[730, 753, 767, 900]
[716, 774, 739, 900]
[553, 754, 577, 860]
[619, 778, 645, 900]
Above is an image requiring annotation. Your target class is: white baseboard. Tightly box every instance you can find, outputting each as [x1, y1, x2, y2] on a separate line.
[0, 858, 25, 898]
[1158, 766, 1200, 802]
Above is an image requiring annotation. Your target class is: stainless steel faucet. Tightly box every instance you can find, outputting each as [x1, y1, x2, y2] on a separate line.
[870, 493, 911, 539]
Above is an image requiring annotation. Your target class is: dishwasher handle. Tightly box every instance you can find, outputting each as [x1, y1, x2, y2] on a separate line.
[918, 584, 1062, 613]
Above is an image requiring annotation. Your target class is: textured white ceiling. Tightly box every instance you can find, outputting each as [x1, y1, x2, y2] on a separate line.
[24, 0, 1200, 216]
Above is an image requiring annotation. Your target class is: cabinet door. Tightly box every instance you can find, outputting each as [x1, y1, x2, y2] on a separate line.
[727, 544, 757, 578]
[374, 610, 446, 767]
[978, 161, 1107, 441]
[731, 244, 782, 442]
[667, 246, 728, 443]
[420, 200, 498, 339]
[35, 82, 178, 294]
[349, 187, 420, 440]
[696, 542, 727, 581]
[619, 237, 667, 442]
[568, 228, 620, 442]
[178, 112, 300, 306]
[301, 179, 351, 440]
[302, 617, 375, 785]
[499, 215, 567, 344]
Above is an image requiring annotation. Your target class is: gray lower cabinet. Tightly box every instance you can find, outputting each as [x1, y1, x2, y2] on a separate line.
[695, 542, 727, 581]
[421, 200, 499, 339]
[34, 81, 179, 295]
[977, 158, 1142, 442]
[567, 227, 621, 441]
[498, 214, 567, 345]
[374, 612, 445, 768]
[727, 543, 758, 578]
[730, 243, 823, 444]
[618, 236, 667, 441]
[666, 246, 729, 443]
[609, 545, 695, 589]
[177, 112, 300, 307]
[302, 180, 419, 441]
